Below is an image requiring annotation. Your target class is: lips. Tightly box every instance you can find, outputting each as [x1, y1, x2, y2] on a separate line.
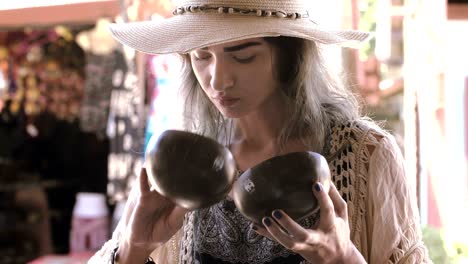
[213, 96, 240, 107]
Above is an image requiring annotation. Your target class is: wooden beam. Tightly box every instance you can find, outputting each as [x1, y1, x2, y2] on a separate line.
[448, 3, 468, 20]
[0, 0, 119, 29]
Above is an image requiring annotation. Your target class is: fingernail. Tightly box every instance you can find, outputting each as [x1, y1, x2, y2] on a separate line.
[273, 210, 282, 219]
[314, 183, 322, 192]
[263, 217, 272, 227]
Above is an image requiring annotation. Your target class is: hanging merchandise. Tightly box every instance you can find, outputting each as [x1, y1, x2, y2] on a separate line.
[0, 29, 86, 163]
[78, 19, 125, 138]
[1, 29, 85, 123]
[76, 18, 119, 57]
[40, 52, 85, 122]
[0, 47, 10, 128]
[0, 47, 7, 99]
[79, 50, 127, 137]
[105, 50, 147, 203]
[76, 18, 146, 202]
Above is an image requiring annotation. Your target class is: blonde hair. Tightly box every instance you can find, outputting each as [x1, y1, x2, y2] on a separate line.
[178, 37, 362, 153]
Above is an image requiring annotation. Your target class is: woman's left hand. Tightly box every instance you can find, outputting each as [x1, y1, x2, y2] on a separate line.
[253, 182, 366, 264]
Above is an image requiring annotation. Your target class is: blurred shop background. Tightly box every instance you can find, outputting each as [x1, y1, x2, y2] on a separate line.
[0, 0, 467, 263]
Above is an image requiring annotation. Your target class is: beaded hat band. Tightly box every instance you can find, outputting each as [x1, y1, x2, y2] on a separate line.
[172, 5, 311, 20]
[109, 0, 372, 55]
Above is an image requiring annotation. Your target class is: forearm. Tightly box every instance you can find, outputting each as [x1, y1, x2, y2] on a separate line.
[303, 244, 366, 264]
[341, 245, 367, 264]
[115, 240, 153, 264]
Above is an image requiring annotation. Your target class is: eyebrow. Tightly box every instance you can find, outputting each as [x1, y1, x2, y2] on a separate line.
[201, 41, 263, 52]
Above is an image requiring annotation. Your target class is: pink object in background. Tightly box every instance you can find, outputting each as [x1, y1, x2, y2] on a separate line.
[28, 252, 94, 264]
[69, 193, 109, 253]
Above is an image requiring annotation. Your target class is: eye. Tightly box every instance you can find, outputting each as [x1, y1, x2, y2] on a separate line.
[233, 55, 256, 64]
[192, 52, 211, 61]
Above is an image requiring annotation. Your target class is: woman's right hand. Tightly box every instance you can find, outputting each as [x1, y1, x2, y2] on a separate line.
[118, 167, 188, 263]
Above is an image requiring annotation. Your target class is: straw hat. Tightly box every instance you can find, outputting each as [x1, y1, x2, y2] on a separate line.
[109, 0, 371, 55]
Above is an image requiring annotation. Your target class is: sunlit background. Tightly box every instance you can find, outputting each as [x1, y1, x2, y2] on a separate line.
[0, 0, 467, 263]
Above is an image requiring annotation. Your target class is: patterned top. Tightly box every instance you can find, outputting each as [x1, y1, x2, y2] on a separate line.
[180, 189, 318, 263]
[89, 120, 433, 264]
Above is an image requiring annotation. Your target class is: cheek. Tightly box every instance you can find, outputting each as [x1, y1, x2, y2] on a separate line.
[253, 55, 275, 83]
[192, 65, 210, 90]
[240, 64, 275, 93]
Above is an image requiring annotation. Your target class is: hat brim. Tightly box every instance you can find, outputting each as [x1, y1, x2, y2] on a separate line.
[109, 14, 372, 55]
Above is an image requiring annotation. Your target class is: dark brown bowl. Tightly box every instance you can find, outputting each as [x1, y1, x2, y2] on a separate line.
[232, 152, 331, 224]
[145, 130, 237, 210]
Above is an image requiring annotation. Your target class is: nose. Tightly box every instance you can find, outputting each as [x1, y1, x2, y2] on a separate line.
[210, 57, 234, 92]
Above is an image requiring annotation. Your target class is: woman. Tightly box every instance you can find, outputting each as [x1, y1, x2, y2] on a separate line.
[90, 0, 432, 263]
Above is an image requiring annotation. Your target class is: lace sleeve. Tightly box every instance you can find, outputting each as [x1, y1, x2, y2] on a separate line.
[367, 134, 432, 263]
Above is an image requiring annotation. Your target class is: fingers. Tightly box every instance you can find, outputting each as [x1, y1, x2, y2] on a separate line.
[139, 167, 152, 196]
[252, 224, 275, 241]
[139, 167, 187, 230]
[137, 167, 169, 210]
[270, 210, 308, 241]
[123, 183, 140, 226]
[261, 217, 297, 250]
[328, 183, 348, 219]
[313, 182, 335, 230]
[252, 182, 349, 257]
[258, 214, 320, 253]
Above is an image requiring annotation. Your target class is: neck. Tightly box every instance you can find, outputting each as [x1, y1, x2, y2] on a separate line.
[234, 92, 288, 151]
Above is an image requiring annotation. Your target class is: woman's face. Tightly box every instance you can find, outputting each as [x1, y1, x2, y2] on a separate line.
[189, 38, 280, 118]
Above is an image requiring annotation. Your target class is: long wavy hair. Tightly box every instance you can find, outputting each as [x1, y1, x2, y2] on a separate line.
[177, 37, 362, 153]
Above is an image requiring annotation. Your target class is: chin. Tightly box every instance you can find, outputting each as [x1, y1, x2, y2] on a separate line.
[220, 111, 241, 119]
[218, 109, 246, 118]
